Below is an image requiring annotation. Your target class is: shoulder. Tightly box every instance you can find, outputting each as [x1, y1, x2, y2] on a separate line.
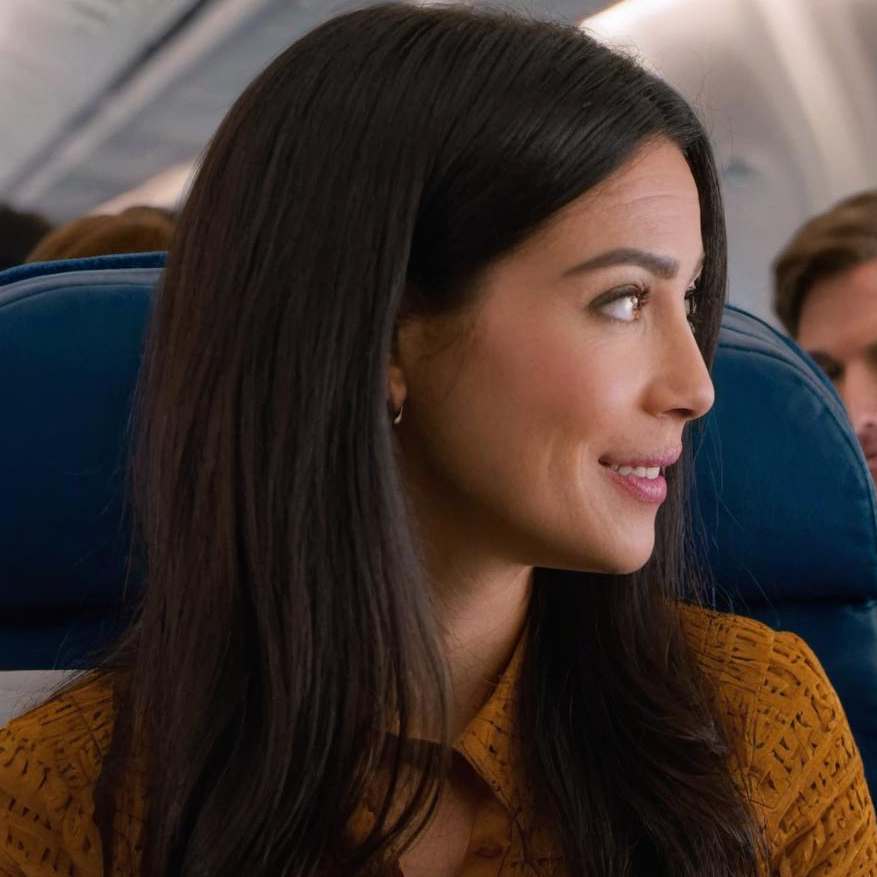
[678, 603, 877, 875]
[0, 674, 114, 876]
[677, 602, 781, 702]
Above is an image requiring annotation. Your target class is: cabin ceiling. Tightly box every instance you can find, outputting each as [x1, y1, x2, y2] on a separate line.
[0, 0, 611, 222]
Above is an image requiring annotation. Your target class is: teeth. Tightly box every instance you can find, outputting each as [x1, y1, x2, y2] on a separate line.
[609, 464, 661, 480]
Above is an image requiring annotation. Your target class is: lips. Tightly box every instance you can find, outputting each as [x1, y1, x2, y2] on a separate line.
[599, 447, 682, 470]
[603, 463, 669, 505]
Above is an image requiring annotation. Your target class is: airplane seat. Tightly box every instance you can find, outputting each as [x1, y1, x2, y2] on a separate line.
[694, 304, 877, 791]
[2, 255, 876, 796]
[0, 252, 163, 721]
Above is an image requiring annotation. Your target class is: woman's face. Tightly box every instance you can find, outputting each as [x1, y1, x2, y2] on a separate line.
[393, 139, 714, 575]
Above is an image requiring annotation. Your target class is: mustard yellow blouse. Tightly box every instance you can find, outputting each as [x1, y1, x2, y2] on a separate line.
[0, 605, 875, 876]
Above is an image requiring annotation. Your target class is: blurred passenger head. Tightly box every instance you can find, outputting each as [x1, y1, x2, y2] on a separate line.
[26, 205, 175, 262]
[111, 5, 763, 876]
[774, 192, 877, 474]
[0, 204, 52, 270]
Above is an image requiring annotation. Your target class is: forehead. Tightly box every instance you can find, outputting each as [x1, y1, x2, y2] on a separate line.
[525, 138, 702, 259]
[798, 259, 877, 356]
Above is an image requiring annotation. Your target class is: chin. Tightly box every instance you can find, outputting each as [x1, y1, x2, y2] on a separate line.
[598, 535, 656, 575]
[607, 556, 652, 576]
[550, 532, 655, 577]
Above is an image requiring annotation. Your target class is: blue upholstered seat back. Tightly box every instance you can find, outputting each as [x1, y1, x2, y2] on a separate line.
[0, 253, 162, 668]
[696, 306, 877, 600]
[2, 256, 876, 789]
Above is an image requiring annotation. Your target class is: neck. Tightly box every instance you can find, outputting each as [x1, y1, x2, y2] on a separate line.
[397, 446, 534, 740]
[427, 554, 533, 740]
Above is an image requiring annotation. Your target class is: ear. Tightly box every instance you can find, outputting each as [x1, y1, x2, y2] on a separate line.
[387, 360, 406, 415]
[387, 322, 410, 414]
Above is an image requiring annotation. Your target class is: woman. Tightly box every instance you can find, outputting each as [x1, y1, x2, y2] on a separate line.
[0, 5, 873, 876]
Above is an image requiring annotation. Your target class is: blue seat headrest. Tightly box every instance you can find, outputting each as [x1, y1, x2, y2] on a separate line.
[0, 253, 164, 666]
[695, 305, 877, 605]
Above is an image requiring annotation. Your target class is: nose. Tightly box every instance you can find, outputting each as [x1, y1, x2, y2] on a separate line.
[839, 361, 877, 461]
[643, 315, 715, 422]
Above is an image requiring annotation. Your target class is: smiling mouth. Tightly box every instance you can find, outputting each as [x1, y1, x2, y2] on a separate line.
[598, 447, 682, 470]
[597, 448, 681, 504]
[605, 462, 664, 480]
[600, 461, 670, 505]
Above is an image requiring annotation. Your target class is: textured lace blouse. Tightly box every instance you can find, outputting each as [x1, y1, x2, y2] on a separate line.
[0, 604, 875, 875]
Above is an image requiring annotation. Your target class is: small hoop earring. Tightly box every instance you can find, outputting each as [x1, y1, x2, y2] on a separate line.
[392, 401, 405, 426]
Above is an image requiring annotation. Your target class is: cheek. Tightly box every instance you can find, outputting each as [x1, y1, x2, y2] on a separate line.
[405, 310, 657, 572]
[464, 324, 656, 571]
[458, 314, 643, 530]
[474, 312, 635, 450]
[840, 361, 877, 411]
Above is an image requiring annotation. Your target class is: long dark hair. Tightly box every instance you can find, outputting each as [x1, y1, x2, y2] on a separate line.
[91, 4, 767, 874]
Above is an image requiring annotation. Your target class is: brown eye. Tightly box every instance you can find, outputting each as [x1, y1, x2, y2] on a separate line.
[600, 287, 647, 323]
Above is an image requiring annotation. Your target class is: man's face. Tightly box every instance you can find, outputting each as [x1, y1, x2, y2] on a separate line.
[797, 258, 877, 479]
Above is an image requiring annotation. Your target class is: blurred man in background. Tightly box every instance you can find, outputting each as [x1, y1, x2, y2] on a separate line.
[774, 192, 877, 480]
[0, 204, 52, 271]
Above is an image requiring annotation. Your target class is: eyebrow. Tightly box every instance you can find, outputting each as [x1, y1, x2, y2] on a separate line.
[563, 247, 704, 281]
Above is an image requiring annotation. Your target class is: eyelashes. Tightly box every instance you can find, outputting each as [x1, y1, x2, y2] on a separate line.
[684, 281, 702, 326]
[593, 279, 703, 327]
